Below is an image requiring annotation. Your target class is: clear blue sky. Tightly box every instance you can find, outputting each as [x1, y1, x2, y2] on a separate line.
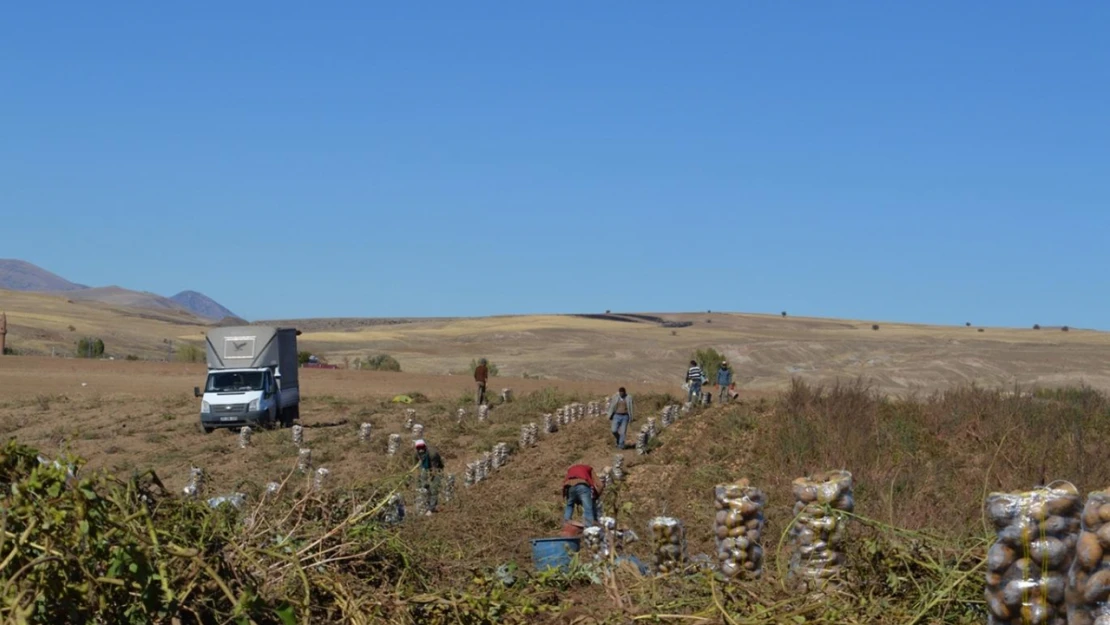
[2, 3, 1107, 327]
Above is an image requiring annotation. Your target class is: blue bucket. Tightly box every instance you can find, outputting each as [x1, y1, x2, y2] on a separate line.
[530, 537, 581, 571]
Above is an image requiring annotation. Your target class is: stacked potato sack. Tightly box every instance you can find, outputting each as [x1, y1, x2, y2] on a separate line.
[543, 414, 557, 434]
[583, 526, 605, 559]
[714, 480, 766, 580]
[788, 470, 854, 590]
[387, 434, 401, 456]
[647, 418, 657, 439]
[500, 388, 513, 403]
[313, 467, 329, 491]
[478, 405, 489, 422]
[297, 449, 312, 473]
[238, 426, 252, 449]
[587, 401, 600, 418]
[612, 455, 625, 481]
[464, 462, 478, 487]
[557, 407, 569, 427]
[520, 425, 532, 449]
[264, 481, 280, 499]
[456, 408, 466, 422]
[650, 517, 688, 573]
[382, 494, 405, 524]
[573, 403, 585, 420]
[359, 423, 372, 443]
[636, 424, 652, 455]
[183, 467, 204, 498]
[411, 423, 425, 438]
[478, 452, 492, 480]
[413, 487, 430, 516]
[405, 408, 416, 422]
[492, 442, 510, 469]
[404, 416, 414, 432]
[599, 467, 613, 491]
[292, 424, 304, 446]
[526, 423, 538, 445]
[442, 474, 456, 503]
[981, 484, 1080, 624]
[1068, 487, 1110, 625]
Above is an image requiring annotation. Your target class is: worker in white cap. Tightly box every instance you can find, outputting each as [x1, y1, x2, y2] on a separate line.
[413, 439, 444, 514]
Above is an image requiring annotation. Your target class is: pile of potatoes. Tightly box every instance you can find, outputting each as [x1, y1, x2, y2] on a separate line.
[1065, 487, 1110, 625]
[714, 480, 766, 580]
[650, 517, 688, 573]
[984, 484, 1080, 625]
[788, 470, 854, 590]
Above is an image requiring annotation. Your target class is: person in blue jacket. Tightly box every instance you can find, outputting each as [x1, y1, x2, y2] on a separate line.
[716, 361, 733, 403]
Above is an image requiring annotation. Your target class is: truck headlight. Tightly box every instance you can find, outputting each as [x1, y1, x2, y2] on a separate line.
[248, 398, 259, 412]
[201, 401, 211, 414]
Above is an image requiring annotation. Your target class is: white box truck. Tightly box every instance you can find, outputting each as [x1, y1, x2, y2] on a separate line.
[194, 326, 301, 433]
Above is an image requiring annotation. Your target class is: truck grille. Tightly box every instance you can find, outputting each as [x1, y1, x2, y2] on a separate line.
[215, 403, 249, 413]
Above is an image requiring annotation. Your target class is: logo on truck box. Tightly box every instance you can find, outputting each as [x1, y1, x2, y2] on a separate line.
[223, 336, 256, 360]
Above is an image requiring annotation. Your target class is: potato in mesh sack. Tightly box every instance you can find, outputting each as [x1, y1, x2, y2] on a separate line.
[714, 479, 765, 580]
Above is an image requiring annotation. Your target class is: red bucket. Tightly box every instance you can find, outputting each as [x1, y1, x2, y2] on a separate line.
[561, 521, 585, 537]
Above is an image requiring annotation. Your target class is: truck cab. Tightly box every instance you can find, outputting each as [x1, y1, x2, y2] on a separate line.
[196, 326, 301, 434]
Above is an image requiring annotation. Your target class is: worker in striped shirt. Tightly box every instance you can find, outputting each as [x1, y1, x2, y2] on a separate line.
[685, 360, 704, 405]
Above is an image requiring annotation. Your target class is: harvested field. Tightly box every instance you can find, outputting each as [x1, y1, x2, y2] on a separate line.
[4, 353, 1110, 622]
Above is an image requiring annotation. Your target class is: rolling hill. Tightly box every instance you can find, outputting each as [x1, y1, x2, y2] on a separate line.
[170, 290, 239, 321]
[2, 288, 1108, 393]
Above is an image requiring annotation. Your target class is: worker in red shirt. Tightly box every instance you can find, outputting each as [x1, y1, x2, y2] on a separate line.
[563, 464, 602, 525]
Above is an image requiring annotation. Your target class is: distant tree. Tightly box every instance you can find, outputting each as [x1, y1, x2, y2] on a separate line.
[2, 347, 18, 355]
[1033, 324, 1041, 330]
[76, 337, 105, 359]
[781, 311, 787, 318]
[297, 351, 313, 365]
[693, 348, 726, 385]
[966, 322, 972, 327]
[125, 354, 139, 361]
[1062, 326, 1070, 332]
[365, 354, 402, 372]
[871, 324, 880, 331]
[978, 328, 985, 333]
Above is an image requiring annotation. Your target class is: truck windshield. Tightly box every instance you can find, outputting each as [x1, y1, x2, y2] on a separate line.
[207, 371, 265, 392]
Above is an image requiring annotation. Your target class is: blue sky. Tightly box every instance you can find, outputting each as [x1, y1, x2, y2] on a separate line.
[2, 3, 1107, 327]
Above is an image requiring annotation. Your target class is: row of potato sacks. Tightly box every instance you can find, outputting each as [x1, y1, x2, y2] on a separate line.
[985, 482, 1110, 625]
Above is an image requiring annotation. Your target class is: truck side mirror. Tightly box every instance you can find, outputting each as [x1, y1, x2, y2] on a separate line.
[194, 386, 201, 398]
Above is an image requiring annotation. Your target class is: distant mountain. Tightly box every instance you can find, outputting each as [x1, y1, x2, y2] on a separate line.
[0, 259, 87, 292]
[0, 259, 240, 322]
[170, 290, 239, 321]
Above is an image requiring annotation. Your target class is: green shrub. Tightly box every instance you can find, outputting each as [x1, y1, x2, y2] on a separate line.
[365, 354, 402, 372]
[124, 354, 139, 361]
[297, 351, 313, 365]
[76, 337, 105, 359]
[2, 346, 19, 355]
[176, 344, 204, 363]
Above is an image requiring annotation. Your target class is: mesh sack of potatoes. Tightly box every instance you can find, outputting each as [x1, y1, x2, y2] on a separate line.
[359, 423, 372, 443]
[442, 474, 456, 503]
[1068, 487, 1110, 625]
[650, 517, 688, 574]
[788, 470, 854, 590]
[464, 462, 477, 487]
[636, 424, 651, 455]
[714, 479, 766, 581]
[386, 434, 401, 456]
[984, 482, 1080, 625]
[478, 405, 489, 421]
[543, 414, 557, 434]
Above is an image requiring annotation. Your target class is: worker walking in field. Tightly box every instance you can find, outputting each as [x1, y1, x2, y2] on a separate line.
[608, 387, 634, 449]
[685, 360, 704, 405]
[563, 463, 602, 526]
[716, 361, 733, 403]
[474, 358, 489, 406]
[414, 439, 445, 515]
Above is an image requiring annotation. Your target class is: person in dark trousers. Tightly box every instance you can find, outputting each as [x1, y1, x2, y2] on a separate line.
[414, 439, 445, 515]
[716, 360, 733, 403]
[474, 358, 489, 406]
[608, 387, 634, 449]
[686, 360, 704, 404]
[563, 463, 602, 525]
